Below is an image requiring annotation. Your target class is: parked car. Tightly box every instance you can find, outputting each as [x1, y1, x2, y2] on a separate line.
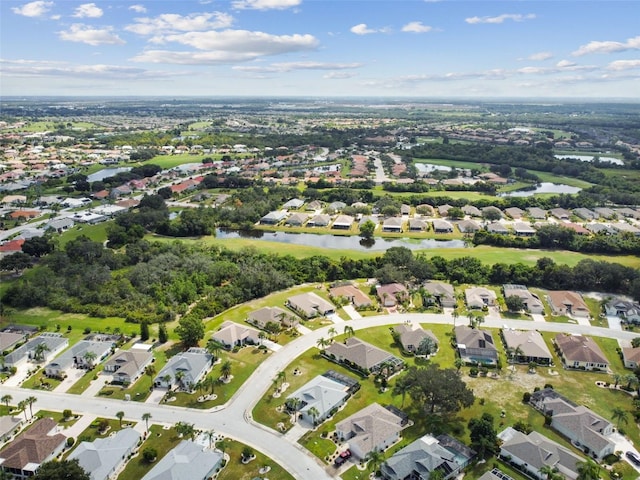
[626, 451, 640, 466]
[334, 449, 352, 466]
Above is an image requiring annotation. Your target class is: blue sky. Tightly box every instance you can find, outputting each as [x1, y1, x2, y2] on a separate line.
[1, 0, 639, 98]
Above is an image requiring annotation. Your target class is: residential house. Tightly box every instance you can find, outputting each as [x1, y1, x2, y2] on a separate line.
[307, 214, 331, 227]
[283, 198, 305, 210]
[0, 331, 27, 353]
[376, 283, 409, 308]
[594, 207, 616, 219]
[564, 222, 591, 236]
[513, 222, 537, 237]
[382, 217, 403, 232]
[550, 208, 571, 220]
[44, 340, 112, 377]
[432, 219, 454, 233]
[393, 324, 438, 355]
[380, 433, 475, 480]
[329, 285, 372, 308]
[0, 418, 66, 479]
[260, 210, 287, 224]
[324, 337, 403, 375]
[400, 204, 411, 216]
[622, 347, 640, 369]
[502, 329, 552, 365]
[102, 349, 154, 385]
[422, 282, 456, 308]
[286, 292, 335, 319]
[247, 306, 300, 330]
[153, 348, 212, 390]
[502, 284, 544, 314]
[498, 427, 583, 480]
[141, 440, 223, 480]
[44, 217, 74, 233]
[286, 373, 356, 425]
[454, 326, 498, 365]
[285, 212, 308, 226]
[3, 333, 68, 369]
[486, 222, 509, 235]
[617, 207, 640, 220]
[547, 291, 590, 318]
[462, 205, 482, 217]
[68, 428, 140, 480]
[504, 207, 524, 219]
[573, 208, 598, 221]
[527, 207, 547, 220]
[211, 321, 261, 349]
[359, 215, 379, 228]
[478, 469, 515, 480]
[328, 201, 346, 212]
[611, 222, 640, 236]
[0, 416, 22, 443]
[554, 334, 609, 371]
[604, 297, 640, 324]
[306, 200, 323, 211]
[457, 219, 481, 233]
[408, 218, 428, 232]
[332, 215, 355, 230]
[437, 205, 453, 217]
[335, 403, 406, 460]
[465, 287, 497, 309]
[586, 223, 615, 235]
[529, 388, 615, 460]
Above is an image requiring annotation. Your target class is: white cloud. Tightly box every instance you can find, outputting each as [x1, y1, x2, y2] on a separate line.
[131, 30, 318, 64]
[350, 23, 377, 35]
[324, 72, 357, 79]
[126, 12, 233, 36]
[0, 59, 185, 79]
[11, 1, 53, 17]
[233, 61, 362, 73]
[401, 22, 432, 33]
[73, 3, 103, 18]
[556, 59, 576, 68]
[232, 0, 301, 10]
[58, 24, 125, 46]
[128, 4, 147, 13]
[572, 36, 640, 56]
[465, 13, 536, 25]
[607, 59, 640, 71]
[528, 52, 553, 61]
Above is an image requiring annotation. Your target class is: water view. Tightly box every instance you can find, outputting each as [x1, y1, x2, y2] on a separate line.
[500, 182, 582, 197]
[87, 167, 132, 182]
[554, 154, 624, 165]
[215, 228, 466, 251]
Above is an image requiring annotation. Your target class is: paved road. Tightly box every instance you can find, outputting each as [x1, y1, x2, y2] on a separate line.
[2, 313, 638, 480]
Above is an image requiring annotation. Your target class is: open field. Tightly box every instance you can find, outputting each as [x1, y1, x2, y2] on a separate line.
[141, 152, 252, 169]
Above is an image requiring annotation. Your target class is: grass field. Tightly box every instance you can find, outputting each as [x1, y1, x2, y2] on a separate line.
[141, 153, 252, 169]
[216, 438, 295, 480]
[116, 425, 181, 480]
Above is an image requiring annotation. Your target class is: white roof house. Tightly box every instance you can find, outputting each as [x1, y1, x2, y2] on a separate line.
[68, 428, 140, 480]
[141, 440, 223, 480]
[154, 348, 212, 390]
[286, 375, 351, 425]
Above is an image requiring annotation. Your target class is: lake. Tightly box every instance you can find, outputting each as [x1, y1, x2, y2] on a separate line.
[554, 154, 623, 166]
[500, 182, 582, 197]
[87, 167, 132, 182]
[215, 228, 466, 251]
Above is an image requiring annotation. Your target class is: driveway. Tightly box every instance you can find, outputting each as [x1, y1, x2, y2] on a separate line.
[144, 388, 166, 404]
[82, 373, 113, 397]
[342, 305, 361, 320]
[608, 315, 623, 331]
[53, 369, 86, 393]
[610, 431, 640, 473]
[531, 314, 546, 322]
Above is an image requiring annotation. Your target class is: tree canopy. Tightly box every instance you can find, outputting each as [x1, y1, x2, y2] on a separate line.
[33, 459, 90, 480]
[402, 364, 475, 415]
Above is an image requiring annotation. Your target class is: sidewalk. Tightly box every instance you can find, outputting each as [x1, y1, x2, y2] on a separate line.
[342, 305, 362, 320]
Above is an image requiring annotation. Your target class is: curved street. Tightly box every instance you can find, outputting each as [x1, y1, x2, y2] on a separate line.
[2, 313, 638, 479]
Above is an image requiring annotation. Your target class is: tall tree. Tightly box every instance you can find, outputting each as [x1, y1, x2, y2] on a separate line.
[116, 411, 125, 428]
[33, 459, 90, 480]
[404, 364, 475, 415]
[142, 412, 152, 433]
[26, 396, 37, 418]
[175, 316, 204, 348]
[468, 413, 499, 458]
[611, 407, 628, 429]
[576, 458, 601, 480]
[1, 394, 12, 408]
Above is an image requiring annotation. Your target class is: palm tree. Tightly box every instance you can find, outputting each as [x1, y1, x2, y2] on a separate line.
[1, 394, 12, 409]
[429, 470, 445, 480]
[343, 325, 355, 338]
[175, 421, 196, 441]
[624, 373, 638, 390]
[452, 309, 459, 327]
[611, 406, 628, 429]
[454, 358, 465, 373]
[162, 374, 172, 388]
[276, 370, 287, 388]
[612, 373, 623, 388]
[144, 364, 156, 377]
[175, 371, 185, 389]
[258, 331, 266, 346]
[467, 312, 475, 327]
[142, 412, 152, 433]
[287, 397, 302, 422]
[83, 350, 98, 368]
[206, 429, 216, 449]
[17, 400, 28, 422]
[308, 406, 320, 425]
[206, 338, 224, 359]
[26, 396, 37, 418]
[33, 342, 49, 362]
[393, 377, 412, 408]
[365, 449, 384, 473]
[576, 458, 600, 480]
[540, 465, 559, 480]
[221, 360, 232, 380]
[328, 327, 337, 341]
[116, 411, 125, 428]
[316, 337, 330, 350]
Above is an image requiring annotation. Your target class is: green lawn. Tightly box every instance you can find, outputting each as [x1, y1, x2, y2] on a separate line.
[66, 364, 104, 395]
[74, 417, 134, 444]
[21, 368, 63, 391]
[216, 438, 295, 480]
[58, 222, 111, 246]
[117, 425, 181, 480]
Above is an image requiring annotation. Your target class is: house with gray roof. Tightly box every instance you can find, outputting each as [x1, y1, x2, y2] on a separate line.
[454, 326, 498, 365]
[324, 337, 403, 375]
[573, 208, 598, 221]
[586, 223, 615, 235]
[211, 321, 261, 349]
[154, 348, 212, 390]
[0, 418, 66, 479]
[432, 219, 453, 233]
[259, 210, 287, 224]
[332, 214, 355, 230]
[307, 214, 331, 227]
[44, 340, 112, 377]
[328, 201, 346, 212]
[462, 205, 482, 217]
[102, 349, 154, 385]
[247, 306, 299, 330]
[3, 333, 68, 368]
[408, 218, 428, 232]
[498, 427, 583, 480]
[504, 207, 524, 219]
[529, 388, 615, 460]
[604, 297, 640, 324]
[437, 204, 453, 217]
[611, 222, 640, 236]
[283, 198, 305, 210]
[486, 222, 509, 235]
[594, 207, 616, 219]
[380, 433, 475, 480]
[393, 324, 438, 355]
[622, 347, 640, 369]
[423, 281, 456, 308]
[141, 440, 223, 480]
[457, 219, 481, 233]
[0, 416, 22, 443]
[336, 403, 406, 460]
[382, 217, 403, 232]
[286, 374, 353, 425]
[286, 292, 335, 319]
[513, 222, 537, 236]
[285, 212, 308, 226]
[502, 329, 552, 365]
[554, 334, 609, 371]
[527, 207, 547, 220]
[550, 208, 571, 220]
[44, 217, 74, 233]
[479, 468, 515, 480]
[68, 428, 140, 480]
[503, 284, 544, 314]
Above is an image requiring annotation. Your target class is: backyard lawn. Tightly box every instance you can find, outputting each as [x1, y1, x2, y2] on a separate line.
[116, 425, 181, 480]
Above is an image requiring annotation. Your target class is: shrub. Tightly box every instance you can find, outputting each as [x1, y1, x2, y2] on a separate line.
[522, 392, 531, 403]
[142, 447, 158, 463]
[63, 409, 72, 420]
[83, 327, 91, 334]
[66, 437, 75, 447]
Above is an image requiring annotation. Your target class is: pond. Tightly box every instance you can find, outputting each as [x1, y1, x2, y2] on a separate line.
[554, 154, 623, 166]
[499, 182, 581, 198]
[215, 228, 466, 251]
[87, 167, 132, 182]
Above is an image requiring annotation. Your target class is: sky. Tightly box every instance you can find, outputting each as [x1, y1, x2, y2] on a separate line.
[1, 0, 639, 98]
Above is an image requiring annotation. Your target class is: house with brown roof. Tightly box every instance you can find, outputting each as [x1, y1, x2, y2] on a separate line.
[622, 347, 640, 369]
[335, 403, 406, 460]
[0, 418, 66, 479]
[547, 291, 590, 318]
[247, 306, 300, 330]
[329, 285, 372, 308]
[324, 337, 403, 375]
[432, 219, 454, 233]
[454, 326, 498, 366]
[502, 329, 552, 365]
[286, 292, 335, 319]
[554, 334, 609, 371]
[376, 283, 409, 308]
[393, 324, 438, 355]
[382, 217, 403, 232]
[422, 282, 456, 308]
[211, 321, 261, 349]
